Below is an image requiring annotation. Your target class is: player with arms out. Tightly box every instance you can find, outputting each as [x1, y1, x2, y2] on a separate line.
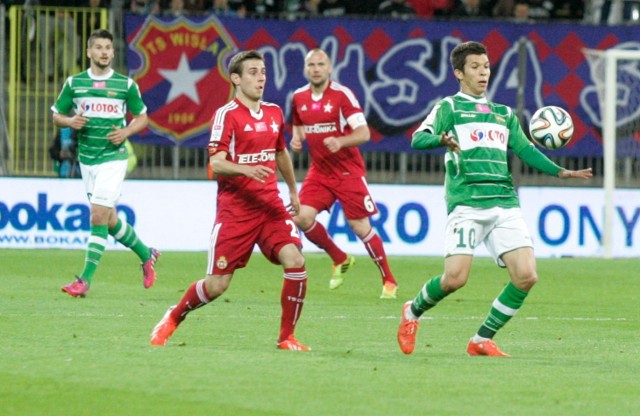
[397, 41, 592, 356]
[52, 29, 159, 297]
[151, 50, 310, 351]
[290, 48, 399, 299]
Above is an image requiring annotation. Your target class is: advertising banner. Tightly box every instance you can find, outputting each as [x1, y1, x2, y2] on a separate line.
[2, 178, 638, 258]
[123, 14, 640, 157]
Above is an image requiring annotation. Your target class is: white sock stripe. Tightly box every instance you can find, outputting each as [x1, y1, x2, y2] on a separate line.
[88, 235, 107, 246]
[113, 223, 128, 240]
[492, 299, 518, 316]
[196, 279, 210, 303]
[420, 285, 437, 305]
[284, 271, 307, 280]
[305, 221, 318, 233]
[361, 228, 376, 243]
[292, 303, 300, 325]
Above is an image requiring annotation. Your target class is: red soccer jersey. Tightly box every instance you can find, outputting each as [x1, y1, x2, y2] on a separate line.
[292, 80, 367, 178]
[208, 98, 287, 221]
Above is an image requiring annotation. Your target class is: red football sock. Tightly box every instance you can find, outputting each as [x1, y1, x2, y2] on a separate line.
[362, 229, 397, 285]
[279, 268, 307, 343]
[171, 279, 212, 323]
[303, 221, 348, 265]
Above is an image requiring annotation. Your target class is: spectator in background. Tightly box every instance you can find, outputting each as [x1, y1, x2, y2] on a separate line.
[164, 0, 187, 16]
[297, 0, 321, 16]
[37, 0, 76, 81]
[491, 0, 514, 17]
[211, 0, 240, 15]
[378, 0, 416, 17]
[183, 0, 207, 14]
[526, 0, 552, 19]
[318, 0, 348, 16]
[49, 127, 81, 178]
[552, 0, 584, 19]
[513, 0, 533, 21]
[129, 0, 161, 14]
[407, 0, 455, 17]
[450, 0, 490, 17]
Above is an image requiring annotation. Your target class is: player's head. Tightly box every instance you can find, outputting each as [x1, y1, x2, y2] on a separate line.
[304, 48, 332, 89]
[87, 29, 114, 71]
[450, 41, 490, 97]
[228, 50, 266, 102]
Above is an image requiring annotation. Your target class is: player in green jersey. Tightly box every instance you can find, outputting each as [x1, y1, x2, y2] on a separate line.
[397, 41, 593, 357]
[51, 29, 159, 297]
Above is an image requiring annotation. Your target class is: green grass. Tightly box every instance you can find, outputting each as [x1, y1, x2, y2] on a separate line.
[1, 249, 638, 415]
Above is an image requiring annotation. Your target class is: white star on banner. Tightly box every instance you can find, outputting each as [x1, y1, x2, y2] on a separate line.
[158, 53, 208, 105]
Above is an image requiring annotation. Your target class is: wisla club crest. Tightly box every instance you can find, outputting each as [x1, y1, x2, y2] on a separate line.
[128, 16, 237, 144]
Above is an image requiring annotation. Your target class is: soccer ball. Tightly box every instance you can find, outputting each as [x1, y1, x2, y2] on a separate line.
[528, 106, 574, 150]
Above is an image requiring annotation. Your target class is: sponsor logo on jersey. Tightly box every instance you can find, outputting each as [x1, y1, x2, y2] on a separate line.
[237, 149, 276, 164]
[128, 16, 236, 144]
[460, 124, 507, 151]
[311, 102, 322, 111]
[80, 100, 123, 116]
[255, 122, 267, 132]
[244, 124, 253, 132]
[469, 128, 505, 144]
[93, 81, 106, 89]
[301, 104, 308, 111]
[476, 104, 491, 113]
[304, 123, 338, 134]
[460, 113, 476, 118]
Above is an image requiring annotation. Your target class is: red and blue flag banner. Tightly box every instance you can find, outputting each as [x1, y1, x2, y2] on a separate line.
[124, 14, 640, 157]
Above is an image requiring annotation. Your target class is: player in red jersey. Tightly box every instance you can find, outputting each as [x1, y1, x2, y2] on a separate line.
[151, 50, 310, 351]
[290, 48, 398, 299]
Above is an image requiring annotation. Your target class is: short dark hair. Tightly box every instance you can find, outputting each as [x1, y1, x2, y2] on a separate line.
[228, 50, 264, 77]
[450, 41, 487, 73]
[87, 29, 113, 48]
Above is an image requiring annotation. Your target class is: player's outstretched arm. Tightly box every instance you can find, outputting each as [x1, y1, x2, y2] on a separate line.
[558, 168, 593, 179]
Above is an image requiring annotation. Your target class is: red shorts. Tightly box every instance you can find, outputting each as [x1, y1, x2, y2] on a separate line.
[206, 208, 302, 275]
[299, 174, 378, 220]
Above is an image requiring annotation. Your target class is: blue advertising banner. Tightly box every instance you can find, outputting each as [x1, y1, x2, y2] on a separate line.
[124, 14, 640, 157]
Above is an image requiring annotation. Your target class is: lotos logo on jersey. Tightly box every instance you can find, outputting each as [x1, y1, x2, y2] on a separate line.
[128, 16, 237, 145]
[237, 149, 276, 164]
[80, 100, 123, 117]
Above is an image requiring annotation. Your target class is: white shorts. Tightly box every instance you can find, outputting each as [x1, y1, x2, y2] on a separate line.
[79, 160, 128, 208]
[444, 206, 533, 267]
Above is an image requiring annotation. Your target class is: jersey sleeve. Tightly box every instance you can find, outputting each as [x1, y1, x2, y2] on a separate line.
[208, 109, 234, 157]
[275, 107, 286, 152]
[51, 77, 74, 115]
[339, 87, 364, 120]
[411, 99, 453, 150]
[291, 94, 301, 126]
[125, 79, 147, 116]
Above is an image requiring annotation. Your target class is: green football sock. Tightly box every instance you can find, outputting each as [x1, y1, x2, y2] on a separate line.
[411, 275, 448, 318]
[109, 218, 150, 262]
[80, 224, 108, 285]
[477, 282, 529, 339]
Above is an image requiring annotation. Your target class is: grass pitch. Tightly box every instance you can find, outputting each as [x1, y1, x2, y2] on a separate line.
[0, 249, 638, 415]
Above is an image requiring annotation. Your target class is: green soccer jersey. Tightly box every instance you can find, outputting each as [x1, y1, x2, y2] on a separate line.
[51, 68, 147, 165]
[412, 92, 562, 213]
